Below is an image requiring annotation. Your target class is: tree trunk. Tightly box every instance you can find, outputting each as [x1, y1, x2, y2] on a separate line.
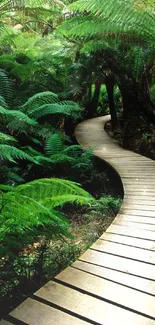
[87, 81, 101, 118]
[105, 76, 118, 130]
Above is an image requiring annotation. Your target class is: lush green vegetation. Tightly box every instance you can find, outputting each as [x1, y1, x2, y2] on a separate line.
[1, 0, 155, 317]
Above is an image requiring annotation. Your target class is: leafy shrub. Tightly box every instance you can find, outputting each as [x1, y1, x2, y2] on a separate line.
[0, 178, 95, 257]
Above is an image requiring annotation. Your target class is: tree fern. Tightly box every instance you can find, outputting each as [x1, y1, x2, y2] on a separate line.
[0, 95, 8, 108]
[0, 144, 38, 163]
[21, 91, 59, 113]
[45, 133, 64, 156]
[0, 105, 38, 127]
[0, 178, 95, 256]
[0, 166, 25, 185]
[58, 0, 155, 45]
[0, 69, 13, 107]
[0, 132, 17, 144]
[28, 102, 81, 120]
[20, 91, 82, 120]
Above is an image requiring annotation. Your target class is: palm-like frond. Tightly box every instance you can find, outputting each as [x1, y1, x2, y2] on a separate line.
[45, 133, 63, 156]
[28, 103, 81, 119]
[21, 91, 59, 113]
[0, 105, 38, 126]
[0, 144, 38, 163]
[16, 178, 94, 205]
[0, 131, 17, 144]
[0, 95, 8, 108]
[58, 0, 155, 45]
[0, 69, 13, 106]
[0, 177, 94, 255]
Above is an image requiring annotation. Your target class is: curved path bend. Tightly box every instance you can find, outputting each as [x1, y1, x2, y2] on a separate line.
[1, 116, 155, 325]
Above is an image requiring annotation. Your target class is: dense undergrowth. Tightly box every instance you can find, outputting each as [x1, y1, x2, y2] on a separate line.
[0, 156, 122, 318]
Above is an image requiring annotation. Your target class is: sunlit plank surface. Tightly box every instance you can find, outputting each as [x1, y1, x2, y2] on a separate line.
[1, 116, 155, 325]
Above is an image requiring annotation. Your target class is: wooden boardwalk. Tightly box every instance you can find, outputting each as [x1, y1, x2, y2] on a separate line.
[1, 116, 155, 325]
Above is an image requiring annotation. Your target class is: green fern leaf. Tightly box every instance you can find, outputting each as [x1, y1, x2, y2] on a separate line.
[0, 132, 17, 144]
[0, 145, 38, 163]
[28, 103, 81, 119]
[0, 105, 38, 127]
[45, 133, 63, 156]
[21, 91, 59, 113]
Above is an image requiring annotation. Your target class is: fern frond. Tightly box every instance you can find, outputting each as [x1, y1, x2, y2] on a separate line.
[0, 95, 8, 108]
[0, 132, 17, 144]
[0, 177, 95, 255]
[45, 133, 63, 156]
[0, 105, 38, 128]
[59, 0, 155, 45]
[16, 178, 94, 204]
[28, 103, 81, 120]
[0, 166, 24, 185]
[49, 153, 75, 164]
[0, 69, 13, 106]
[0, 145, 38, 163]
[21, 91, 59, 113]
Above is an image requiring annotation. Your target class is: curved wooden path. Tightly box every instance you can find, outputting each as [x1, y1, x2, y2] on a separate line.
[1, 116, 155, 325]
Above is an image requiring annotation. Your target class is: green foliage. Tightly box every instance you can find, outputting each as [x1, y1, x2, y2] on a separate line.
[0, 178, 94, 257]
[66, 0, 155, 45]
[45, 133, 63, 156]
[96, 196, 122, 215]
[21, 92, 81, 120]
[0, 69, 13, 107]
[0, 132, 17, 144]
[0, 105, 38, 129]
[21, 91, 59, 113]
[0, 144, 37, 163]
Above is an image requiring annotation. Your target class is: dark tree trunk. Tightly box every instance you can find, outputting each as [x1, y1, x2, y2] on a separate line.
[105, 76, 118, 130]
[87, 81, 101, 118]
[105, 55, 155, 119]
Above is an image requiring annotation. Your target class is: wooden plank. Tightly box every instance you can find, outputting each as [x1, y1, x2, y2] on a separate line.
[125, 191, 155, 196]
[10, 297, 89, 325]
[119, 209, 155, 217]
[91, 239, 155, 264]
[72, 260, 155, 295]
[0, 321, 13, 325]
[123, 179, 155, 183]
[115, 214, 155, 225]
[35, 280, 155, 325]
[122, 204, 155, 211]
[123, 185, 155, 189]
[79, 249, 155, 280]
[100, 232, 155, 250]
[123, 199, 155, 206]
[55, 267, 155, 319]
[107, 224, 155, 241]
[114, 220, 155, 231]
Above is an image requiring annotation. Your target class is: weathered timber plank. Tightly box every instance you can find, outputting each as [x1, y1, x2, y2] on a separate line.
[100, 232, 155, 250]
[9, 298, 89, 325]
[107, 224, 155, 240]
[119, 209, 155, 217]
[34, 281, 155, 325]
[122, 204, 155, 211]
[79, 249, 155, 280]
[72, 260, 155, 295]
[113, 220, 155, 231]
[114, 214, 155, 224]
[55, 267, 155, 318]
[123, 199, 155, 206]
[91, 239, 155, 264]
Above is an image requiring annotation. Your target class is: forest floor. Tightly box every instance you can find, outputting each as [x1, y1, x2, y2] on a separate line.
[105, 117, 155, 160]
[0, 157, 123, 319]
